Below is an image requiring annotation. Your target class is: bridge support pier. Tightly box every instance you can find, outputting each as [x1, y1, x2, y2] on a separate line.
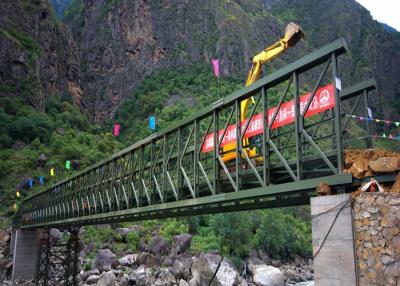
[311, 193, 357, 286]
[11, 229, 39, 281]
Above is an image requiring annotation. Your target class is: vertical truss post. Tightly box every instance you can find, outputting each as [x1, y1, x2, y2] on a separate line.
[293, 72, 303, 181]
[177, 128, 182, 200]
[194, 120, 199, 197]
[213, 110, 220, 194]
[235, 99, 241, 191]
[332, 53, 343, 172]
[262, 87, 270, 185]
[363, 89, 372, 148]
[35, 231, 50, 286]
[64, 229, 80, 286]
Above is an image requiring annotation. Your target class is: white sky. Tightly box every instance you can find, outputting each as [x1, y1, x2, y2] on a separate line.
[355, 0, 400, 31]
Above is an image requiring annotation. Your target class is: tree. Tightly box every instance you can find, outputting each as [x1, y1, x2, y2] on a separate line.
[209, 212, 252, 257]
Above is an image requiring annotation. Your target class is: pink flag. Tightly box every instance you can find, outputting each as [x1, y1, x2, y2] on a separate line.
[113, 124, 120, 137]
[212, 59, 219, 77]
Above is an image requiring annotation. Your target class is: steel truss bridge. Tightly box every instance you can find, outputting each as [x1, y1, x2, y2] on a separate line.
[14, 38, 394, 231]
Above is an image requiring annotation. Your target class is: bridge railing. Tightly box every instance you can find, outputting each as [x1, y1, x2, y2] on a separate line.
[17, 38, 358, 228]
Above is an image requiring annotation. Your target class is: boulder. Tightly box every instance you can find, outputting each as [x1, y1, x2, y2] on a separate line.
[369, 157, 400, 173]
[93, 249, 118, 272]
[118, 274, 129, 286]
[247, 259, 284, 286]
[138, 252, 159, 268]
[190, 252, 222, 286]
[179, 279, 190, 286]
[50, 228, 63, 241]
[170, 254, 193, 279]
[96, 271, 116, 286]
[214, 257, 240, 286]
[118, 254, 137, 266]
[174, 233, 192, 254]
[128, 265, 150, 286]
[86, 275, 100, 284]
[148, 236, 170, 256]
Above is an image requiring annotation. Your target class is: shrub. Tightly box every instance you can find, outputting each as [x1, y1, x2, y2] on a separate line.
[126, 231, 140, 251]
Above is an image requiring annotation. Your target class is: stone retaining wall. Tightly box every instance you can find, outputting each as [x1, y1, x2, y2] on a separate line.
[353, 193, 400, 286]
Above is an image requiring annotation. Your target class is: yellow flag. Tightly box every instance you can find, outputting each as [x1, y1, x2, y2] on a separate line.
[50, 168, 55, 177]
[16, 191, 20, 198]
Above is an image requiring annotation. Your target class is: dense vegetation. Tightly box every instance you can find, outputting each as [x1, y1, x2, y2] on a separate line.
[0, 96, 122, 224]
[80, 209, 312, 267]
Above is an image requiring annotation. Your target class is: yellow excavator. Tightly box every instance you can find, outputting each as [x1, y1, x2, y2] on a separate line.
[222, 23, 304, 162]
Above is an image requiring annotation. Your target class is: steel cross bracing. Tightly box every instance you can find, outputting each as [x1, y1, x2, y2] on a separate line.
[14, 39, 380, 229]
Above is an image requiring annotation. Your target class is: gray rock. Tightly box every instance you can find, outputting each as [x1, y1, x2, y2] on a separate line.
[149, 236, 170, 256]
[118, 254, 137, 266]
[382, 255, 395, 265]
[215, 257, 239, 286]
[50, 228, 63, 241]
[138, 252, 159, 267]
[191, 252, 222, 286]
[86, 275, 100, 284]
[93, 249, 118, 272]
[248, 259, 284, 286]
[118, 274, 129, 286]
[174, 233, 192, 254]
[179, 279, 190, 286]
[128, 265, 150, 286]
[170, 255, 193, 279]
[96, 271, 116, 286]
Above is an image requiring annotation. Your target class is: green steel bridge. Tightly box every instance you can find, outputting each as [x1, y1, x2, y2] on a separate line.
[14, 38, 392, 231]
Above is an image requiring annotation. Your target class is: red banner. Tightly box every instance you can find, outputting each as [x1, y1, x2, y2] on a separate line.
[201, 84, 335, 152]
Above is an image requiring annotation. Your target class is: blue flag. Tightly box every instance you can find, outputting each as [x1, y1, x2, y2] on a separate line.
[149, 116, 156, 131]
[28, 179, 33, 189]
[39, 176, 44, 185]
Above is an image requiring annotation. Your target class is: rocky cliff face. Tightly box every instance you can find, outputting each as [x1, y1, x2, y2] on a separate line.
[63, 0, 400, 122]
[0, 0, 83, 111]
[68, 0, 305, 122]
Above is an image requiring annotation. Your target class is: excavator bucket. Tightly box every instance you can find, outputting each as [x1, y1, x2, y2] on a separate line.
[284, 22, 304, 47]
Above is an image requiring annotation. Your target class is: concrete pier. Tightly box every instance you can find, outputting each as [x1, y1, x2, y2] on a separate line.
[11, 229, 39, 281]
[311, 194, 357, 286]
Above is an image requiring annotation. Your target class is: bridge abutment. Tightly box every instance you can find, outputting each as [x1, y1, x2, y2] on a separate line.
[11, 229, 39, 281]
[311, 193, 358, 286]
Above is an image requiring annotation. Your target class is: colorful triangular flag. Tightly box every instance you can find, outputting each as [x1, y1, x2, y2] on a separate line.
[395, 122, 400, 127]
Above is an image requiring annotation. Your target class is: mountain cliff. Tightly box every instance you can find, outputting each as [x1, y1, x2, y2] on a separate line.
[61, 0, 400, 122]
[66, 0, 306, 122]
[0, 0, 84, 111]
[2, 0, 399, 122]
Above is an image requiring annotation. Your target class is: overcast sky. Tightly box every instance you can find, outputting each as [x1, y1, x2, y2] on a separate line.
[355, 0, 400, 31]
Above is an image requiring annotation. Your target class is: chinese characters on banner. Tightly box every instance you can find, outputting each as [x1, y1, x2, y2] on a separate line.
[201, 84, 335, 152]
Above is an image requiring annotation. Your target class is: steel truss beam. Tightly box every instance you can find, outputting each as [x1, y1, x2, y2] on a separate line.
[13, 39, 385, 230]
